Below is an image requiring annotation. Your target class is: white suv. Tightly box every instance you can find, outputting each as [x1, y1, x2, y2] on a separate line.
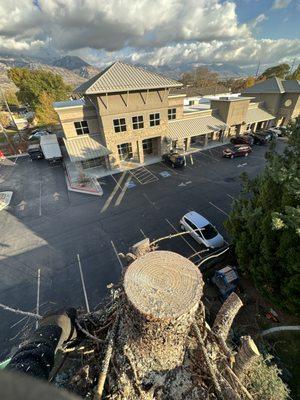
[180, 211, 224, 249]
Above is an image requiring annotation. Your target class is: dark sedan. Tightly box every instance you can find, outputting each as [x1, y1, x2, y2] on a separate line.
[250, 132, 273, 145]
[162, 152, 185, 167]
[230, 134, 254, 146]
[223, 145, 252, 159]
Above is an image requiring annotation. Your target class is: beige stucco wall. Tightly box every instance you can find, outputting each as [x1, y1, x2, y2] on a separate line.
[279, 93, 300, 121]
[55, 105, 101, 139]
[168, 95, 185, 119]
[241, 93, 282, 116]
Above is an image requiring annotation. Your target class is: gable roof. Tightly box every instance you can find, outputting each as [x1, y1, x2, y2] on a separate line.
[243, 77, 300, 95]
[243, 77, 285, 94]
[282, 80, 300, 93]
[74, 61, 182, 94]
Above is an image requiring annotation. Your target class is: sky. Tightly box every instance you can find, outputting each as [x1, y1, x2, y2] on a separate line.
[0, 0, 299, 74]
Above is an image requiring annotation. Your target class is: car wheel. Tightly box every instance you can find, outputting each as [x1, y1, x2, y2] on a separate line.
[230, 154, 234, 159]
[180, 224, 185, 231]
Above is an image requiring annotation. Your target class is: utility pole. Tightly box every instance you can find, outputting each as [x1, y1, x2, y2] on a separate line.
[255, 60, 261, 78]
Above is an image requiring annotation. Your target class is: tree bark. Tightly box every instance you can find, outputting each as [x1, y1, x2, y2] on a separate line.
[212, 293, 243, 341]
[233, 336, 260, 379]
[121, 250, 203, 373]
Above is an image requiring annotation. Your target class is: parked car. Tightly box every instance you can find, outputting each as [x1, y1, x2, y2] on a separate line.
[250, 131, 275, 145]
[162, 152, 185, 168]
[27, 144, 44, 160]
[180, 211, 224, 249]
[222, 144, 252, 158]
[267, 127, 281, 137]
[28, 129, 50, 141]
[230, 134, 254, 146]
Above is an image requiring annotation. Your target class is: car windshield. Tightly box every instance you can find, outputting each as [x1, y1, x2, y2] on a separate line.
[202, 223, 218, 239]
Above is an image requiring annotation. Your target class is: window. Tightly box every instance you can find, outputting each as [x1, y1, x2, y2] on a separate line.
[188, 100, 195, 106]
[74, 120, 89, 135]
[117, 143, 133, 161]
[168, 108, 176, 120]
[184, 218, 199, 232]
[149, 113, 160, 127]
[142, 139, 153, 155]
[202, 224, 218, 240]
[81, 157, 103, 169]
[113, 118, 126, 133]
[132, 115, 144, 130]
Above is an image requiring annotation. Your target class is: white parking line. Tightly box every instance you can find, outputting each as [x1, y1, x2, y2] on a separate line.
[140, 228, 147, 238]
[39, 180, 42, 216]
[76, 254, 90, 313]
[111, 240, 123, 269]
[143, 192, 158, 209]
[114, 175, 132, 206]
[35, 268, 41, 329]
[165, 218, 202, 261]
[159, 162, 181, 175]
[198, 151, 220, 162]
[209, 201, 229, 217]
[226, 193, 234, 200]
[101, 172, 127, 213]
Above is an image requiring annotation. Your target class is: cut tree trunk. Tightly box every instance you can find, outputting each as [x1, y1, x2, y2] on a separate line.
[212, 292, 243, 341]
[120, 250, 204, 373]
[233, 336, 260, 380]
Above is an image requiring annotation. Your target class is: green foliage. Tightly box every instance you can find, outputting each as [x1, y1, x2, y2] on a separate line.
[286, 64, 300, 80]
[7, 68, 71, 110]
[35, 92, 59, 126]
[245, 355, 290, 400]
[260, 64, 290, 80]
[4, 90, 19, 106]
[225, 120, 300, 314]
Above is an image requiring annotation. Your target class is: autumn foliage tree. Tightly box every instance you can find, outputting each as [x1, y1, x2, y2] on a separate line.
[7, 68, 71, 125]
[225, 119, 300, 315]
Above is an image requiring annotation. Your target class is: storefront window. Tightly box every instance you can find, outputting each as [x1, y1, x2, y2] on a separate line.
[118, 143, 133, 161]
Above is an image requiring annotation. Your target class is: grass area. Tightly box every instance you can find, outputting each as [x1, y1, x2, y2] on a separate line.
[0, 129, 17, 143]
[266, 332, 300, 400]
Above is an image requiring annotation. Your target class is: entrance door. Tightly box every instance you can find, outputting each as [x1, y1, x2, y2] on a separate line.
[142, 139, 153, 155]
[117, 143, 133, 161]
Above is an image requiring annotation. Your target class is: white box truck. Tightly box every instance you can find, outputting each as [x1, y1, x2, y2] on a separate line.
[40, 134, 62, 165]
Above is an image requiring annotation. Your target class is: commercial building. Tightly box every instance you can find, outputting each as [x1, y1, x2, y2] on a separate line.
[54, 62, 298, 176]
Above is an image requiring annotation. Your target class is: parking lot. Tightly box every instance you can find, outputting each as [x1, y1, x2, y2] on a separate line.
[0, 139, 286, 358]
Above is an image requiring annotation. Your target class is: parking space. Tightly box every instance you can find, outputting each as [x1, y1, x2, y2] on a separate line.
[0, 140, 286, 358]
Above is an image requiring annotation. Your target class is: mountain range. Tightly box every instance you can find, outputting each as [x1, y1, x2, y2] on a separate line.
[0, 52, 248, 93]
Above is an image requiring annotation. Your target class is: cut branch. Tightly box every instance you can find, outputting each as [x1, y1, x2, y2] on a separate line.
[212, 293, 243, 340]
[0, 303, 42, 320]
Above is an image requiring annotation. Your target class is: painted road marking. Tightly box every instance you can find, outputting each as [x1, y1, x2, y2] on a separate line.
[140, 228, 147, 238]
[35, 269, 41, 329]
[130, 166, 158, 185]
[115, 175, 132, 206]
[159, 171, 171, 178]
[226, 193, 234, 200]
[142, 192, 158, 209]
[77, 254, 90, 313]
[111, 240, 123, 269]
[209, 201, 229, 217]
[198, 151, 220, 162]
[159, 162, 182, 175]
[39, 180, 42, 216]
[101, 172, 127, 213]
[165, 218, 201, 261]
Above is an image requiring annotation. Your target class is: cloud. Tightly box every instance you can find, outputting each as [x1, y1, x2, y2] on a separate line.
[0, 0, 299, 73]
[272, 0, 291, 9]
[0, 0, 249, 52]
[250, 13, 268, 28]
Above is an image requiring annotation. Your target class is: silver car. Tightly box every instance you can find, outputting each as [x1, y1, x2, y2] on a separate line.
[180, 211, 224, 249]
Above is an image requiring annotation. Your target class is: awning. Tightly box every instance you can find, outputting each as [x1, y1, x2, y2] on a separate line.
[168, 115, 226, 140]
[64, 135, 111, 162]
[245, 107, 275, 124]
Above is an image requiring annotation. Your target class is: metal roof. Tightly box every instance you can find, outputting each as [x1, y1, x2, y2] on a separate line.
[243, 77, 300, 94]
[168, 114, 226, 140]
[245, 107, 275, 124]
[184, 211, 209, 228]
[243, 77, 285, 94]
[282, 80, 300, 93]
[53, 99, 86, 109]
[74, 61, 182, 94]
[63, 135, 111, 162]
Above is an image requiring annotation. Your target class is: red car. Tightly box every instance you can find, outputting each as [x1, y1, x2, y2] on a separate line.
[222, 145, 252, 159]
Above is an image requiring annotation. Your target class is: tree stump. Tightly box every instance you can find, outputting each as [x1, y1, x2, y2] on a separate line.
[121, 250, 203, 373]
[233, 336, 260, 379]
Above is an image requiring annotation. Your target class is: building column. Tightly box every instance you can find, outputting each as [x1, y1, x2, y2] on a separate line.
[185, 137, 191, 151]
[204, 134, 208, 147]
[137, 140, 144, 164]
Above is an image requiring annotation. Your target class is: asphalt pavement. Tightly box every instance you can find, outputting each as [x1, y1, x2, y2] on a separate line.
[0, 139, 286, 359]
